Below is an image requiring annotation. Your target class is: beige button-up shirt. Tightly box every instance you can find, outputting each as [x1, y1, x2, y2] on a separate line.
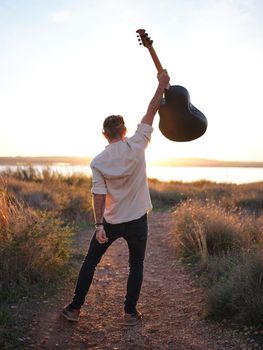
[90, 123, 153, 224]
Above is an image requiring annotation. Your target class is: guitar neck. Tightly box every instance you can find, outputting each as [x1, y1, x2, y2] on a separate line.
[148, 46, 163, 73]
[148, 46, 170, 88]
[136, 29, 170, 86]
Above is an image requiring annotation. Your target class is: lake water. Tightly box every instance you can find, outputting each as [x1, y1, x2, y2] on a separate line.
[0, 165, 263, 184]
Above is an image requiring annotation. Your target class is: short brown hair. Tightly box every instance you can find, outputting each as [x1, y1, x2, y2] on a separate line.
[103, 115, 126, 140]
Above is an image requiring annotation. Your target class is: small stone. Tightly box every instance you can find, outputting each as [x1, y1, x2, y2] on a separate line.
[148, 328, 158, 333]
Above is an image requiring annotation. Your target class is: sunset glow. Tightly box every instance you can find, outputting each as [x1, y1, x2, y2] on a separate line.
[0, 0, 263, 162]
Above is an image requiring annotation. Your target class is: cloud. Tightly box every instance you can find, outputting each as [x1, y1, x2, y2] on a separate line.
[49, 10, 72, 23]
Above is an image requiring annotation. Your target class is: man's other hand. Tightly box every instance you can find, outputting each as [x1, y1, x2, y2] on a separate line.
[95, 228, 109, 244]
[157, 69, 170, 87]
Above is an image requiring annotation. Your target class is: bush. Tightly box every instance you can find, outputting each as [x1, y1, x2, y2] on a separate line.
[2, 171, 93, 224]
[149, 188, 186, 208]
[0, 188, 72, 299]
[236, 197, 263, 214]
[172, 200, 244, 263]
[22, 190, 56, 210]
[205, 251, 263, 324]
[234, 182, 263, 214]
[61, 192, 92, 224]
[172, 198, 263, 324]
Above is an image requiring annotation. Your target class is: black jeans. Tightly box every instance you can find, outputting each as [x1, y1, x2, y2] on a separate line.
[70, 213, 148, 314]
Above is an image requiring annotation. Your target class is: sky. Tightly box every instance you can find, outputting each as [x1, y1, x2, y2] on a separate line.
[0, 0, 263, 162]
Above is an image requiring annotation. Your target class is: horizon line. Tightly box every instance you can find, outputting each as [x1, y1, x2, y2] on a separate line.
[0, 155, 263, 161]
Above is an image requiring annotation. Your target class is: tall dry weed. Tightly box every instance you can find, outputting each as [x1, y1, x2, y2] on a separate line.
[172, 200, 245, 263]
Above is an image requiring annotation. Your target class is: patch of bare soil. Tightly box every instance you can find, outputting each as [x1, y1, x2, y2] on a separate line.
[27, 211, 259, 349]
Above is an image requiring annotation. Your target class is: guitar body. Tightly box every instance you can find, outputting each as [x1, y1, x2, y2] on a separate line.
[158, 85, 207, 142]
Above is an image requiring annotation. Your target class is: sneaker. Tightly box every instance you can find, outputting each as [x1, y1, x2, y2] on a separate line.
[123, 311, 142, 326]
[62, 305, 80, 322]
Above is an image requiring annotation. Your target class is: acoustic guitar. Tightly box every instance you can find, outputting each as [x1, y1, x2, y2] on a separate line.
[136, 29, 207, 142]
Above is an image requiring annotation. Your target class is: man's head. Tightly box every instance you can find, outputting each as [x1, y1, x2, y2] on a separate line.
[103, 115, 127, 142]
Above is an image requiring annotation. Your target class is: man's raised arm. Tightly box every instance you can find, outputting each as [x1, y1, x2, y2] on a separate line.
[141, 69, 170, 126]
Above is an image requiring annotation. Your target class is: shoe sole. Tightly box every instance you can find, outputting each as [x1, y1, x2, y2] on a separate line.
[123, 315, 142, 326]
[62, 310, 79, 322]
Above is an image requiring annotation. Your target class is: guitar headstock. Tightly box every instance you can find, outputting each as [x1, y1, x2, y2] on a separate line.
[136, 29, 153, 49]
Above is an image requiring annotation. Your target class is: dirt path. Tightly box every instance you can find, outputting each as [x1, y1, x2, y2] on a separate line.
[27, 211, 254, 349]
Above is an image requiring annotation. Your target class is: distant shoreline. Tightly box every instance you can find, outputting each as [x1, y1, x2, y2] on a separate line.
[149, 160, 263, 168]
[0, 156, 263, 168]
[0, 156, 91, 166]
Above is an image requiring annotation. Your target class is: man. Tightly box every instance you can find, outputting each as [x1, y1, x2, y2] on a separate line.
[62, 69, 170, 326]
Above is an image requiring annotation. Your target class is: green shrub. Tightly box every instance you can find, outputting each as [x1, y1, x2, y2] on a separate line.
[205, 251, 263, 324]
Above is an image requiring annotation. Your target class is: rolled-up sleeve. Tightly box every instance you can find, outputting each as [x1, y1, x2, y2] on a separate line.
[91, 166, 107, 194]
[128, 123, 154, 150]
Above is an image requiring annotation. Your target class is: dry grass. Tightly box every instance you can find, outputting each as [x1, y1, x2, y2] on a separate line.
[171, 197, 263, 324]
[1, 167, 93, 225]
[0, 168, 96, 301]
[0, 185, 72, 300]
[149, 178, 263, 213]
[172, 200, 247, 263]
[151, 178, 263, 324]
[1, 168, 263, 327]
